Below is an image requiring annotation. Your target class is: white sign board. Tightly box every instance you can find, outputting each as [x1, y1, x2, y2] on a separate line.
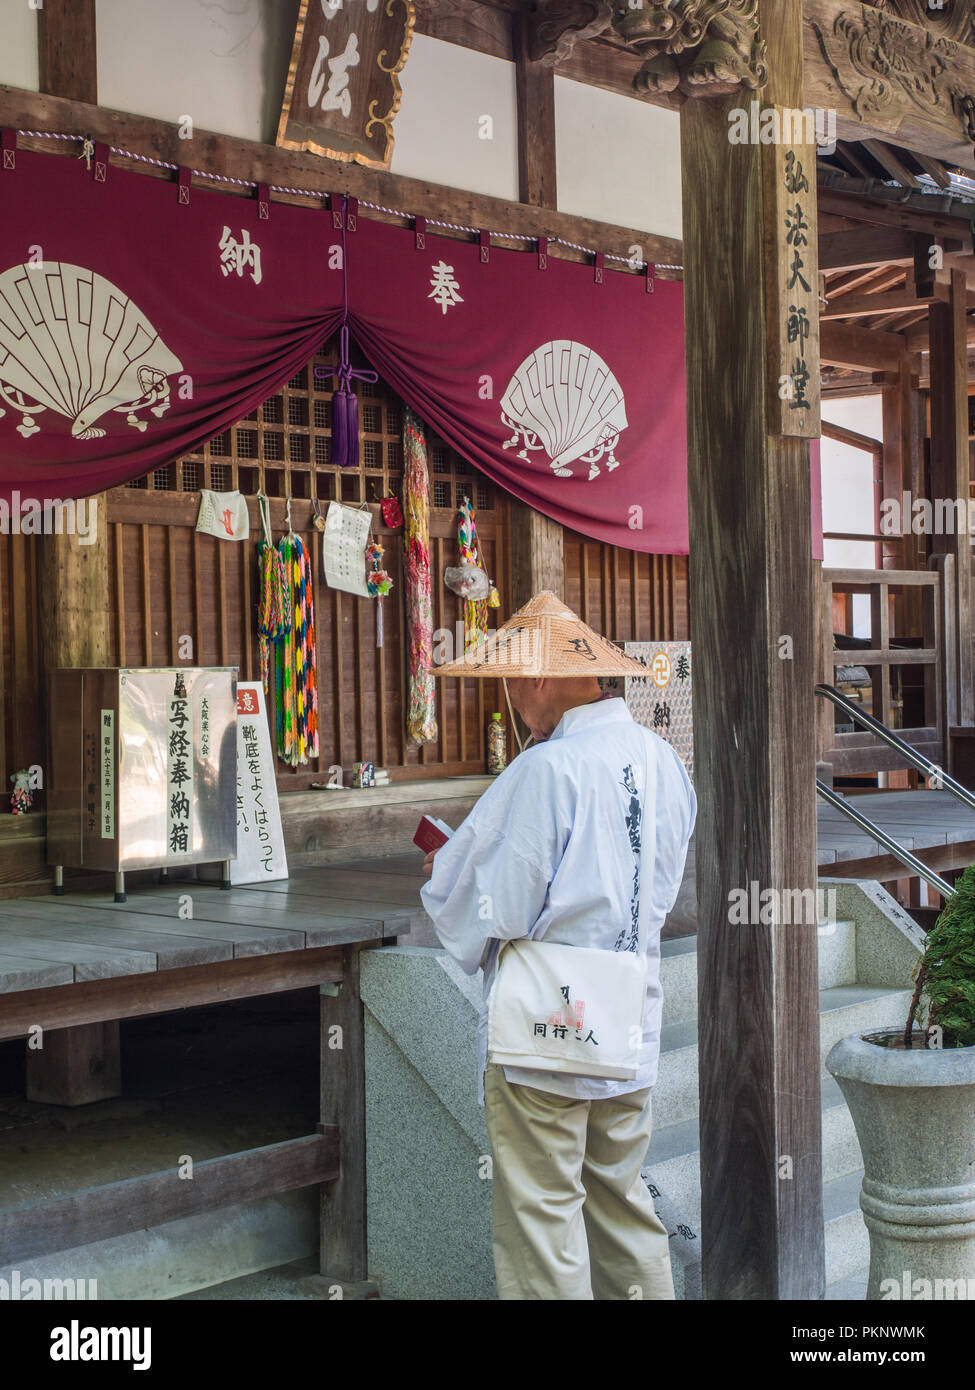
[232, 682, 288, 883]
[323, 500, 371, 596]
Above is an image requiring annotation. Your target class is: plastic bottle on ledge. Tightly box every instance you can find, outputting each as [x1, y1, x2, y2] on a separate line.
[487, 712, 507, 775]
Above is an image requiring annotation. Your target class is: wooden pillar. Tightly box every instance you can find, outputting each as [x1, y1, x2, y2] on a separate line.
[317, 944, 375, 1295]
[929, 269, 974, 726]
[32, 0, 118, 1108]
[35, 0, 109, 690]
[509, 501, 564, 608]
[681, 0, 825, 1298]
[514, 13, 557, 210]
[509, 22, 561, 609]
[38, 0, 97, 105]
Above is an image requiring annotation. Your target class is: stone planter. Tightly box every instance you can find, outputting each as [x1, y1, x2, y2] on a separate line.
[827, 1029, 975, 1300]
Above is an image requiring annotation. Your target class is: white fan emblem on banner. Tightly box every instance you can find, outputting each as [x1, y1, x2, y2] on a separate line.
[0, 261, 183, 441]
[500, 339, 628, 482]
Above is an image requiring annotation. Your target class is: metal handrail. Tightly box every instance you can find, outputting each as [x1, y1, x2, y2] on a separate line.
[815, 683, 963, 899]
[816, 778, 955, 898]
[815, 683, 975, 815]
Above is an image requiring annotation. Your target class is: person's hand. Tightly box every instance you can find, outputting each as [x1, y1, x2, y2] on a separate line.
[422, 848, 438, 876]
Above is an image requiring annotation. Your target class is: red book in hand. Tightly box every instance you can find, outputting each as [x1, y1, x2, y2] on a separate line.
[414, 815, 454, 853]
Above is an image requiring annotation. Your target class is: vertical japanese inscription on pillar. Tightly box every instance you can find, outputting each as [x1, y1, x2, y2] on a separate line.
[765, 123, 820, 437]
[167, 692, 193, 857]
[276, 0, 416, 170]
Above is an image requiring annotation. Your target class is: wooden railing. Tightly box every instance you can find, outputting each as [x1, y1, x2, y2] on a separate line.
[819, 562, 950, 777]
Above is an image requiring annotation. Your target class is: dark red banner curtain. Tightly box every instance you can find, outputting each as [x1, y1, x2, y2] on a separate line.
[0, 149, 345, 505]
[0, 143, 690, 551]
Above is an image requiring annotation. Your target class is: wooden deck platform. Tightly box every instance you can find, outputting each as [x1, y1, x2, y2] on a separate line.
[817, 789, 975, 881]
[0, 862, 425, 1001]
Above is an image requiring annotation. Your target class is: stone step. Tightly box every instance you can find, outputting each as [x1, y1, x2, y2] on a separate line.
[658, 920, 859, 1027]
[651, 983, 913, 1129]
[646, 1076, 862, 1225]
[824, 1170, 869, 1286]
[825, 1267, 869, 1300]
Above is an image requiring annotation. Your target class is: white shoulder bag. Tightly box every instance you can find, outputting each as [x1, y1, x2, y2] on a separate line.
[487, 736, 656, 1081]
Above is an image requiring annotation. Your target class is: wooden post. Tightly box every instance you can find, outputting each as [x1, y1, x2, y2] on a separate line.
[26, 1022, 121, 1106]
[514, 12, 557, 210]
[38, 0, 98, 104]
[34, 0, 110, 690]
[681, 0, 825, 1298]
[509, 501, 564, 608]
[317, 944, 377, 1296]
[928, 269, 974, 727]
[509, 17, 561, 612]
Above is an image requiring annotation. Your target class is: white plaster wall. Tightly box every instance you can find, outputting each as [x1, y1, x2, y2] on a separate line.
[391, 34, 518, 202]
[821, 395, 884, 638]
[554, 77, 682, 240]
[0, 3, 681, 237]
[97, 0, 300, 144]
[0, 0, 40, 91]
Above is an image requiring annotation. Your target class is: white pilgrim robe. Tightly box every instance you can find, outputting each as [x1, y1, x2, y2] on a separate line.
[419, 697, 696, 1104]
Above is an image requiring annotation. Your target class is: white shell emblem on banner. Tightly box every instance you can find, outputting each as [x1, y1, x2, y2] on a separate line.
[500, 340, 628, 482]
[0, 262, 183, 441]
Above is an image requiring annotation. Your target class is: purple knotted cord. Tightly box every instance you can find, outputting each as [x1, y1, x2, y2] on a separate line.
[314, 195, 378, 467]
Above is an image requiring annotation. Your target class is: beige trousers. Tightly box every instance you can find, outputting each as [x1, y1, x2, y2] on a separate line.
[483, 1062, 675, 1300]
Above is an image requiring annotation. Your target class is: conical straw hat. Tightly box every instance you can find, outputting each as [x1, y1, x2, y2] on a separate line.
[431, 590, 652, 678]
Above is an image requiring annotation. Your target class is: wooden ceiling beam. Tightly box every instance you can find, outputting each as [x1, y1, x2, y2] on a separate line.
[803, 0, 975, 171]
[411, 0, 683, 108]
[820, 321, 908, 371]
[821, 290, 937, 320]
[904, 316, 975, 353]
[911, 150, 953, 190]
[819, 228, 918, 273]
[831, 141, 875, 181]
[817, 188, 972, 244]
[859, 138, 921, 189]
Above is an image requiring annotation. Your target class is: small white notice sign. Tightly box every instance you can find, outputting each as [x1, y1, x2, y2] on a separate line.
[233, 682, 288, 883]
[323, 500, 371, 596]
[100, 709, 115, 840]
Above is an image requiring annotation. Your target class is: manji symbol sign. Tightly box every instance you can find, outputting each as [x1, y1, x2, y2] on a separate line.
[276, 0, 416, 169]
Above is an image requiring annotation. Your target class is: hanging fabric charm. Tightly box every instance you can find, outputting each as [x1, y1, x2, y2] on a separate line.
[456, 495, 489, 653]
[366, 540, 392, 649]
[404, 408, 438, 745]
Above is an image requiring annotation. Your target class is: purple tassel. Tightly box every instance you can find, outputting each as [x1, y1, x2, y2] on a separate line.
[331, 383, 359, 468]
[318, 323, 377, 469]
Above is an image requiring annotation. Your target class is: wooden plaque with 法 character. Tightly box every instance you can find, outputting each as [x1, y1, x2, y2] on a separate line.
[276, 0, 415, 171]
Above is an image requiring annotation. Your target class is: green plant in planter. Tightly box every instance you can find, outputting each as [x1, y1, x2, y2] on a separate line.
[905, 860, 975, 1048]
